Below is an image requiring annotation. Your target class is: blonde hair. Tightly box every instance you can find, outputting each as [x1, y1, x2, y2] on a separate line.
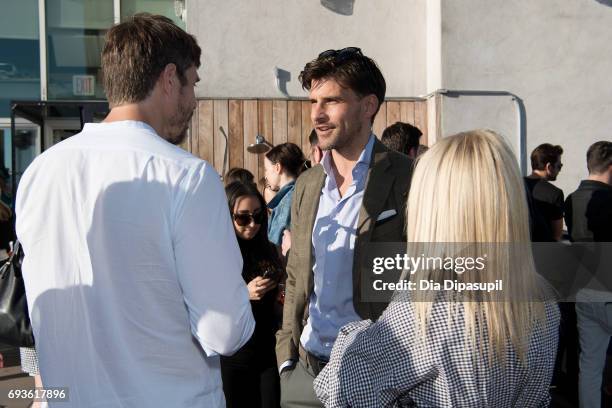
[406, 129, 545, 361]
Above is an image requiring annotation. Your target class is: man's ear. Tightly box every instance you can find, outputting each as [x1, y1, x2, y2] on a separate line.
[160, 63, 178, 95]
[363, 94, 379, 121]
[544, 162, 553, 174]
[274, 162, 282, 174]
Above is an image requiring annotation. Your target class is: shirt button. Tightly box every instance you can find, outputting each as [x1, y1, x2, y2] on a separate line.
[324, 342, 332, 348]
[325, 313, 331, 319]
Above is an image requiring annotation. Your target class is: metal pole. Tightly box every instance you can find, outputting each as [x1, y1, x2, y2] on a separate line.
[10, 105, 17, 202]
[434, 89, 527, 175]
[38, 0, 47, 101]
[114, 0, 121, 24]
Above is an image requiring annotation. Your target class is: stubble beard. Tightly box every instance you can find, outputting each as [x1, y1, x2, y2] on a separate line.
[319, 120, 363, 152]
[166, 102, 194, 145]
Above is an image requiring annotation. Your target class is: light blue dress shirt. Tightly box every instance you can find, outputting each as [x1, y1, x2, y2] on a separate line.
[300, 134, 375, 360]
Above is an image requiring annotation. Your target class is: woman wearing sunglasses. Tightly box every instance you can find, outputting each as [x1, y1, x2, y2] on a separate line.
[221, 181, 284, 408]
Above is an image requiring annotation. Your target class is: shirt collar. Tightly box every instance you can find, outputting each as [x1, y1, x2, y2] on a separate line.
[321, 133, 376, 177]
[83, 120, 158, 135]
[579, 179, 612, 191]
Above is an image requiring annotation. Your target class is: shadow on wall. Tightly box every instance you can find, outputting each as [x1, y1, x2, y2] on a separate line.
[320, 0, 355, 16]
[595, 0, 612, 6]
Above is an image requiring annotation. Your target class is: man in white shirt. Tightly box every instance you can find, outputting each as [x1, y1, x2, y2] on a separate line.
[16, 14, 254, 407]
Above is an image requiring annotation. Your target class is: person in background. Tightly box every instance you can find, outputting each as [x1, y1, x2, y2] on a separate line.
[523, 143, 573, 398]
[222, 181, 284, 408]
[381, 121, 425, 159]
[0, 167, 15, 264]
[225, 167, 255, 186]
[15, 14, 254, 407]
[564, 141, 612, 408]
[264, 143, 306, 247]
[315, 130, 560, 407]
[524, 143, 565, 242]
[308, 129, 323, 166]
[259, 176, 277, 205]
[0, 167, 42, 407]
[416, 144, 429, 157]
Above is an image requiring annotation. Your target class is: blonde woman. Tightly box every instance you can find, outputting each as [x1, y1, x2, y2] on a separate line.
[314, 130, 560, 407]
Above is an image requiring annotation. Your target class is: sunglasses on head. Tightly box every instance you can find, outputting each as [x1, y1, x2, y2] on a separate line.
[317, 47, 377, 82]
[233, 210, 265, 227]
[318, 47, 363, 62]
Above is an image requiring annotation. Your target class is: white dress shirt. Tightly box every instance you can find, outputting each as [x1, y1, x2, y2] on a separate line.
[16, 121, 254, 407]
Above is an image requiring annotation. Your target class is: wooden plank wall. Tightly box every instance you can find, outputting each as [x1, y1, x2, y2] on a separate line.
[182, 98, 427, 180]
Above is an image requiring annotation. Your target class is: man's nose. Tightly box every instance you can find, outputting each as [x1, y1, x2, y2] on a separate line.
[311, 103, 326, 124]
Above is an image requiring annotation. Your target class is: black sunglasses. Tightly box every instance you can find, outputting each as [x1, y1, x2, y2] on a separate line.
[233, 210, 265, 227]
[318, 47, 363, 63]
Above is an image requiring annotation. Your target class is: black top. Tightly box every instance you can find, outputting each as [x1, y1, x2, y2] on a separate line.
[0, 217, 15, 252]
[524, 177, 564, 242]
[221, 237, 283, 367]
[564, 180, 612, 242]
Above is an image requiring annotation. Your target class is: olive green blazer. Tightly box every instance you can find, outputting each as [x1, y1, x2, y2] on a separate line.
[275, 139, 413, 367]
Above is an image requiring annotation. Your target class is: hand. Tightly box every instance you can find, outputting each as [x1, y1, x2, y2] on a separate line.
[247, 276, 277, 300]
[281, 230, 292, 257]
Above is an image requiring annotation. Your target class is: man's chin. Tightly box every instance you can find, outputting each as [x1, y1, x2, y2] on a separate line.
[318, 135, 337, 151]
[168, 128, 188, 145]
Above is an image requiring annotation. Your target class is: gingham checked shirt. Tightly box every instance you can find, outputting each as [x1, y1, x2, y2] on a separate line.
[314, 291, 560, 407]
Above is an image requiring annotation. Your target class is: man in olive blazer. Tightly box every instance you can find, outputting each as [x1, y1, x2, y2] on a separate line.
[276, 138, 412, 358]
[276, 48, 413, 408]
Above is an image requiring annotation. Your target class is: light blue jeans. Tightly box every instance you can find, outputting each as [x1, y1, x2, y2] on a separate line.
[576, 301, 612, 408]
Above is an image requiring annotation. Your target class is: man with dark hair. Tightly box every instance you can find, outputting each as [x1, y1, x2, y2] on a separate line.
[381, 121, 424, 159]
[524, 143, 565, 241]
[16, 14, 254, 407]
[565, 141, 612, 408]
[276, 47, 412, 407]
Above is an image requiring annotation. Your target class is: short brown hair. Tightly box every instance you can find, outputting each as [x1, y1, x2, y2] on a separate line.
[530, 143, 563, 171]
[381, 122, 423, 155]
[586, 141, 612, 174]
[102, 13, 201, 106]
[299, 48, 386, 123]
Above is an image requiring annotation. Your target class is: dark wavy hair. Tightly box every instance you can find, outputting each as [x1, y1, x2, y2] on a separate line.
[299, 49, 386, 123]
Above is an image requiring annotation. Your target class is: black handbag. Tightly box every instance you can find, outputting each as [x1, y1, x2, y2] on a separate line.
[0, 240, 35, 347]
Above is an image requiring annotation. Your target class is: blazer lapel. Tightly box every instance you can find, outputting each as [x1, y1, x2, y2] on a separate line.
[357, 140, 393, 234]
[353, 140, 394, 318]
[301, 167, 325, 295]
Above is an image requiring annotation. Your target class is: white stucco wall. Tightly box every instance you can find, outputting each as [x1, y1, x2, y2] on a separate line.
[439, 0, 612, 196]
[186, 0, 427, 99]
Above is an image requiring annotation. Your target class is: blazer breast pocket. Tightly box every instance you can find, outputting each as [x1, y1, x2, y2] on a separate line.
[371, 209, 403, 242]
